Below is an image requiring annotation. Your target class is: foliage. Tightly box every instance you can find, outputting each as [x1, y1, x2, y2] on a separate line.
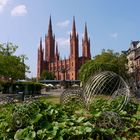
[0, 97, 140, 139]
[0, 81, 42, 94]
[89, 97, 140, 139]
[40, 70, 55, 80]
[0, 42, 29, 81]
[14, 81, 43, 94]
[78, 49, 128, 83]
[0, 81, 11, 93]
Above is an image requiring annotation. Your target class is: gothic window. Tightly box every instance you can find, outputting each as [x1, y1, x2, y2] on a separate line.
[59, 74, 61, 80]
[66, 64, 68, 68]
[72, 62, 73, 66]
[67, 74, 69, 79]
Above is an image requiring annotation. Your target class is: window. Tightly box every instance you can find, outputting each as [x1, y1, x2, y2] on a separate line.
[59, 75, 61, 80]
[72, 62, 73, 66]
[66, 74, 69, 79]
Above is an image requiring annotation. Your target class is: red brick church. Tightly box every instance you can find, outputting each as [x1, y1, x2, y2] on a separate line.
[37, 17, 91, 80]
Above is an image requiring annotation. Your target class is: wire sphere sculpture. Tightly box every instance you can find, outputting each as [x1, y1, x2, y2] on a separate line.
[96, 111, 122, 129]
[83, 71, 130, 110]
[60, 88, 84, 106]
[13, 112, 23, 128]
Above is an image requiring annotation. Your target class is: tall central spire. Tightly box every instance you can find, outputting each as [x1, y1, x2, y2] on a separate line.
[45, 15, 55, 62]
[48, 15, 52, 35]
[72, 16, 76, 36]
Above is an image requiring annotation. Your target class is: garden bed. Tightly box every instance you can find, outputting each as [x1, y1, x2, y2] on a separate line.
[0, 96, 140, 140]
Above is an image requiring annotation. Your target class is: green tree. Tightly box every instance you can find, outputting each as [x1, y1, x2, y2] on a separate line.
[40, 70, 55, 80]
[0, 42, 29, 81]
[78, 49, 128, 83]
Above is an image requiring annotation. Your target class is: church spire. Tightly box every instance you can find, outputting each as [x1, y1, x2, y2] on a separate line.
[82, 23, 91, 59]
[84, 23, 88, 40]
[56, 42, 58, 55]
[48, 15, 52, 35]
[72, 16, 76, 37]
[40, 37, 42, 50]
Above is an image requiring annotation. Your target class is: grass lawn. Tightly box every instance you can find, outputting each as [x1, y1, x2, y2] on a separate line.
[40, 95, 60, 104]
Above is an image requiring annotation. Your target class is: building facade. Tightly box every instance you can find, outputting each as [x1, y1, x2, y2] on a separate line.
[37, 17, 91, 80]
[127, 41, 140, 86]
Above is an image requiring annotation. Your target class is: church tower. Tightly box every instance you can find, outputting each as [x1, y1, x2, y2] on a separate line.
[37, 37, 44, 79]
[70, 17, 79, 80]
[82, 23, 91, 60]
[70, 17, 79, 59]
[45, 16, 55, 62]
[37, 16, 91, 81]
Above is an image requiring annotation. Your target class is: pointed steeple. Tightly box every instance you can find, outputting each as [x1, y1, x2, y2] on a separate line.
[55, 42, 59, 60]
[70, 16, 79, 59]
[70, 32, 71, 39]
[48, 15, 52, 35]
[82, 23, 91, 59]
[84, 23, 88, 40]
[37, 37, 44, 79]
[72, 16, 76, 36]
[56, 42, 58, 55]
[45, 16, 55, 62]
[40, 37, 42, 50]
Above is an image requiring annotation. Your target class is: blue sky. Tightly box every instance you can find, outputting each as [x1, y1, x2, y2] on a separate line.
[0, 0, 140, 78]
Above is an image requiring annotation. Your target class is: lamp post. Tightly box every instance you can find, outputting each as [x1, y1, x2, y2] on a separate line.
[59, 66, 69, 88]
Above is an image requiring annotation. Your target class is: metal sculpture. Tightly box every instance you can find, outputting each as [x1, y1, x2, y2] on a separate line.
[96, 111, 122, 129]
[13, 112, 23, 128]
[83, 71, 130, 110]
[60, 71, 130, 113]
[60, 88, 84, 106]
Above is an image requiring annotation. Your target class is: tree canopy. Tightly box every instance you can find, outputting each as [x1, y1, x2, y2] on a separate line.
[40, 70, 55, 80]
[0, 42, 29, 81]
[78, 49, 128, 83]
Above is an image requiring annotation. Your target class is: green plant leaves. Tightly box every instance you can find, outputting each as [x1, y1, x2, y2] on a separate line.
[30, 113, 43, 124]
[0, 98, 140, 139]
[14, 126, 36, 140]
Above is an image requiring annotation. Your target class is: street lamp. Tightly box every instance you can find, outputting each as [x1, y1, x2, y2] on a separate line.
[59, 66, 69, 88]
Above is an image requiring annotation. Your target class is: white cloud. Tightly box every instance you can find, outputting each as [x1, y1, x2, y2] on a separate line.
[56, 37, 69, 46]
[11, 4, 27, 16]
[57, 20, 70, 28]
[0, 0, 9, 12]
[110, 33, 118, 39]
[56, 37, 70, 58]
